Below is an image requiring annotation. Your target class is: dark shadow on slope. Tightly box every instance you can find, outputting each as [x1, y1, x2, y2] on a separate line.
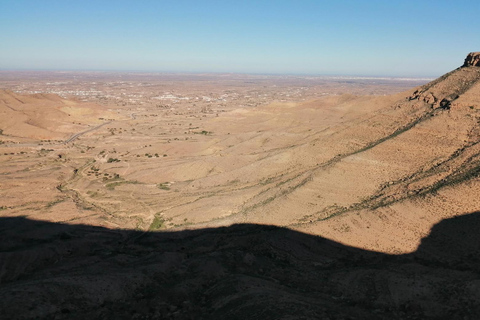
[0, 213, 480, 319]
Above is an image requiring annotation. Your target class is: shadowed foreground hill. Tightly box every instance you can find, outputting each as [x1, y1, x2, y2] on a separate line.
[1, 213, 480, 319]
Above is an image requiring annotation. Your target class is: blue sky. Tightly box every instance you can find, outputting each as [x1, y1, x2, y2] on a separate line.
[0, 0, 478, 77]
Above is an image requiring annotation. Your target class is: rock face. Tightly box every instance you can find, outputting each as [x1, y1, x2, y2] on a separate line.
[463, 52, 480, 67]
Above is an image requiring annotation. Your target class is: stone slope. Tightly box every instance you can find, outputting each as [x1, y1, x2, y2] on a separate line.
[294, 61, 480, 250]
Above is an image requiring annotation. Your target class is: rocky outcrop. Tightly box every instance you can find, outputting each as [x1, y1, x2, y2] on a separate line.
[406, 57, 480, 111]
[463, 52, 480, 67]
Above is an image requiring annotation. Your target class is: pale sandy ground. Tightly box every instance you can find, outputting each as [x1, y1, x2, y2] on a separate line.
[1, 67, 480, 255]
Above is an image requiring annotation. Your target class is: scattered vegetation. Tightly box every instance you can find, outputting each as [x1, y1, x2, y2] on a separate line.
[260, 177, 275, 185]
[193, 130, 212, 135]
[45, 198, 65, 208]
[157, 182, 171, 190]
[105, 182, 123, 190]
[40, 148, 54, 154]
[107, 158, 120, 163]
[149, 213, 165, 230]
[418, 160, 480, 196]
[105, 179, 139, 190]
[86, 190, 100, 198]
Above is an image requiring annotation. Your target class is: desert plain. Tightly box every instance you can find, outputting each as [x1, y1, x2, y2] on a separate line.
[0, 72, 439, 244]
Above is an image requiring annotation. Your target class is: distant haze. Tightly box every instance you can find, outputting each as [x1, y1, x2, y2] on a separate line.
[0, 0, 478, 77]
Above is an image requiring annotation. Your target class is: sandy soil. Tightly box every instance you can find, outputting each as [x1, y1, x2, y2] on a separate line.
[1, 65, 480, 318]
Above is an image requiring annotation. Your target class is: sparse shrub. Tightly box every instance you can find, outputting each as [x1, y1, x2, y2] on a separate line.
[157, 182, 170, 190]
[105, 179, 138, 190]
[149, 214, 165, 230]
[46, 198, 64, 208]
[193, 130, 212, 135]
[106, 182, 122, 190]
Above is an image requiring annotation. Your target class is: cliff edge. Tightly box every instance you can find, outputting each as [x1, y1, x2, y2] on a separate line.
[463, 52, 480, 67]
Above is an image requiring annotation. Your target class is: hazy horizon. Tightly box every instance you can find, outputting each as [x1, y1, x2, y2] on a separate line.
[0, 68, 438, 80]
[1, 0, 478, 77]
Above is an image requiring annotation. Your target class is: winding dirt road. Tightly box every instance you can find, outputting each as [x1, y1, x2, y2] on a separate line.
[64, 121, 112, 144]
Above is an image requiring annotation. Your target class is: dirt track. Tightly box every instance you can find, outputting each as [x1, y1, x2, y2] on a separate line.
[64, 120, 112, 144]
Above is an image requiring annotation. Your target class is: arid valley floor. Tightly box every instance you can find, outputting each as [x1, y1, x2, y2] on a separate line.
[2, 59, 480, 319]
[0, 72, 435, 243]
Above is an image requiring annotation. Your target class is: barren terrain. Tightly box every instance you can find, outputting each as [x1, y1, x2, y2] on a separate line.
[1, 63, 480, 318]
[0, 71, 436, 240]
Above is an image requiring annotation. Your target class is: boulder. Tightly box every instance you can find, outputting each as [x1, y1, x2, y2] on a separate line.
[463, 52, 480, 67]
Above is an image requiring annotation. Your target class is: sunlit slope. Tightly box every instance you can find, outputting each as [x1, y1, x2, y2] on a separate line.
[3, 65, 479, 255]
[0, 90, 119, 140]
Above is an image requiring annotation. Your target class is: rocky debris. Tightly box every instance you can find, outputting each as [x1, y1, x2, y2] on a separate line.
[422, 92, 437, 104]
[463, 52, 480, 67]
[406, 57, 480, 111]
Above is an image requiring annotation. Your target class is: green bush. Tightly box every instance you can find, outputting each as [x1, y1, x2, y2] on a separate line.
[157, 182, 170, 190]
[149, 214, 165, 230]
